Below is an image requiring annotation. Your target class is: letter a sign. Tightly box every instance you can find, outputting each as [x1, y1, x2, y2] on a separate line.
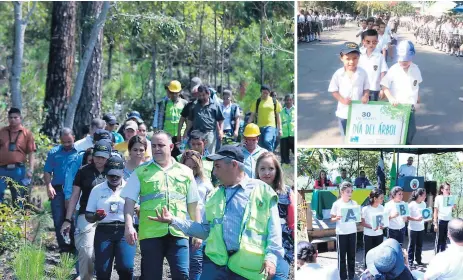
[341, 206, 361, 223]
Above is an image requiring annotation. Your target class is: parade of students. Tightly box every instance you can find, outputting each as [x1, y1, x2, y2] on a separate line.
[407, 188, 427, 267]
[256, 152, 295, 280]
[385, 186, 407, 247]
[434, 183, 455, 254]
[361, 188, 385, 269]
[331, 182, 358, 280]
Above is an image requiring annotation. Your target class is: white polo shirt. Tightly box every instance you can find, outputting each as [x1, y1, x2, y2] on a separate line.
[434, 195, 453, 221]
[424, 244, 463, 280]
[362, 204, 385, 236]
[399, 164, 416, 177]
[385, 200, 406, 230]
[86, 181, 126, 223]
[359, 48, 388, 91]
[330, 199, 358, 235]
[376, 34, 391, 52]
[380, 63, 422, 105]
[328, 67, 370, 119]
[408, 201, 426, 231]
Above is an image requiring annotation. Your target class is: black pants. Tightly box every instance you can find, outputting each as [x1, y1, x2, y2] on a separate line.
[408, 229, 424, 264]
[435, 220, 449, 254]
[364, 235, 383, 268]
[337, 233, 356, 280]
[171, 136, 181, 159]
[388, 227, 405, 247]
[280, 136, 294, 164]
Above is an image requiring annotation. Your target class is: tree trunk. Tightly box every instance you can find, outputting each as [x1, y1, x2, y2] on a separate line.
[227, 10, 231, 88]
[260, 2, 265, 85]
[10, 1, 37, 110]
[73, 1, 105, 139]
[220, 5, 224, 93]
[106, 35, 114, 80]
[64, 1, 110, 132]
[41, 1, 77, 141]
[149, 42, 157, 106]
[198, 3, 205, 77]
[214, 3, 217, 88]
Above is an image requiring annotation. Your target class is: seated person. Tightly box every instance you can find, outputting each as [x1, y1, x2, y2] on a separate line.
[297, 241, 339, 279]
[335, 168, 352, 185]
[354, 171, 371, 188]
[313, 170, 333, 190]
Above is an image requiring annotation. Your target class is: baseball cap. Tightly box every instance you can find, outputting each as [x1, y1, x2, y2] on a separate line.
[396, 40, 415, 62]
[103, 114, 119, 125]
[124, 120, 138, 132]
[105, 156, 124, 177]
[340, 42, 360, 55]
[126, 111, 143, 123]
[206, 145, 244, 163]
[366, 238, 406, 279]
[93, 129, 112, 142]
[93, 140, 112, 159]
[167, 80, 182, 93]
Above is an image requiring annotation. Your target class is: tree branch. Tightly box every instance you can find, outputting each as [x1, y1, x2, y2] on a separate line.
[23, 1, 37, 25]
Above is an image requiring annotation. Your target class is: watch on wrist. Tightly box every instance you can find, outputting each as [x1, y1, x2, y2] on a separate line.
[64, 218, 72, 224]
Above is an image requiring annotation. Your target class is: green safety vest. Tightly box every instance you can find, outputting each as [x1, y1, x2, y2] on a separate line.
[136, 161, 192, 240]
[204, 180, 277, 280]
[164, 101, 186, 137]
[280, 107, 294, 138]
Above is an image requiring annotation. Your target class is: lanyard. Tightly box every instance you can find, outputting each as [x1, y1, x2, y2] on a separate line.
[8, 129, 21, 144]
[225, 187, 240, 208]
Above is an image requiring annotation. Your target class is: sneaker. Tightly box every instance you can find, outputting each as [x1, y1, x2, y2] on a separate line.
[416, 261, 426, 266]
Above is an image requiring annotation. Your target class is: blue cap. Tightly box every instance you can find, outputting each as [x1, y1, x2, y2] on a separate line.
[396, 40, 415, 62]
[340, 42, 360, 55]
[366, 238, 405, 278]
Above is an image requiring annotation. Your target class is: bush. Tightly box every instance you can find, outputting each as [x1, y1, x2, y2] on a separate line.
[11, 244, 46, 280]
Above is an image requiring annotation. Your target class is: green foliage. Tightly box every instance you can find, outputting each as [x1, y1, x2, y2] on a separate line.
[0, 201, 27, 253]
[51, 253, 76, 280]
[11, 244, 46, 280]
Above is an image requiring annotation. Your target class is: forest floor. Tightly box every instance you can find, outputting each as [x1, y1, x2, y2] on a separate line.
[0, 149, 295, 280]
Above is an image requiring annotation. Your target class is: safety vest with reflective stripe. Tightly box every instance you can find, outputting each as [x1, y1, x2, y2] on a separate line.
[164, 100, 186, 137]
[280, 106, 294, 138]
[136, 161, 192, 240]
[204, 180, 278, 280]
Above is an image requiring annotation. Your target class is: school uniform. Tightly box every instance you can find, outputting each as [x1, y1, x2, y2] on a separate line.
[385, 200, 406, 246]
[328, 67, 369, 137]
[361, 205, 385, 268]
[331, 199, 358, 280]
[359, 48, 388, 101]
[434, 195, 453, 253]
[408, 201, 426, 264]
[380, 62, 422, 144]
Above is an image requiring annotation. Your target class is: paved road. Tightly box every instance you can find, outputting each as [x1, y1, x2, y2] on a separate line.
[297, 25, 463, 145]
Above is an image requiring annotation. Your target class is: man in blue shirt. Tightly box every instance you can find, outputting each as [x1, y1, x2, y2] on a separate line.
[43, 127, 78, 253]
[354, 171, 371, 188]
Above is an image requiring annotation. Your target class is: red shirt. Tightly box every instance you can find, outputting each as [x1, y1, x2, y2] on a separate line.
[314, 179, 333, 189]
[0, 125, 36, 166]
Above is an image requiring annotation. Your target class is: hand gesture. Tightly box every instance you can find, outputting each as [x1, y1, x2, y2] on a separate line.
[60, 220, 71, 237]
[125, 225, 138, 245]
[192, 237, 203, 251]
[388, 97, 399, 106]
[361, 94, 369, 104]
[341, 97, 352, 105]
[47, 186, 56, 200]
[260, 260, 276, 280]
[148, 206, 173, 224]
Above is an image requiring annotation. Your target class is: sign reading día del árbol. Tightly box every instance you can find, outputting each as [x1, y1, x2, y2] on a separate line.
[345, 101, 412, 145]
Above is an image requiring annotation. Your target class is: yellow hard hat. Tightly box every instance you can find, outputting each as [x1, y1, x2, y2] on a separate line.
[243, 123, 260, 137]
[168, 80, 182, 93]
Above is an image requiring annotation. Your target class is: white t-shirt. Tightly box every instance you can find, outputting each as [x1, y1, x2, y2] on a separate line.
[298, 15, 305, 23]
[398, 164, 417, 177]
[380, 63, 422, 105]
[434, 195, 453, 221]
[86, 181, 126, 223]
[296, 263, 340, 280]
[424, 244, 463, 280]
[385, 200, 406, 230]
[362, 204, 385, 236]
[376, 34, 391, 52]
[408, 201, 426, 231]
[330, 199, 358, 235]
[359, 49, 388, 91]
[194, 177, 213, 219]
[74, 135, 93, 152]
[328, 67, 370, 119]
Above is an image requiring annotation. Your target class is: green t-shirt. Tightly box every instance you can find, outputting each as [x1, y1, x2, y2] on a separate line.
[335, 176, 352, 184]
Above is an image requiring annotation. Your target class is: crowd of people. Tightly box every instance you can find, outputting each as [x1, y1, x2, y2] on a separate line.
[401, 15, 463, 57]
[0, 77, 295, 280]
[297, 9, 349, 43]
[297, 182, 463, 280]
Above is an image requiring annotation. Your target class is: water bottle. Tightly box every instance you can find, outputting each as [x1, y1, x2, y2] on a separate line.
[62, 231, 71, 245]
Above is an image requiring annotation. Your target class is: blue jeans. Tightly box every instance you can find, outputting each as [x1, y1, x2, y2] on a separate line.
[274, 257, 290, 280]
[50, 188, 74, 252]
[94, 224, 136, 280]
[0, 166, 25, 205]
[189, 238, 204, 280]
[140, 235, 189, 280]
[259, 126, 276, 152]
[199, 256, 247, 280]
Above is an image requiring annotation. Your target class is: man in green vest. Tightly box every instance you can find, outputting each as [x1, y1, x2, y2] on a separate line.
[149, 145, 284, 280]
[121, 130, 201, 280]
[153, 80, 188, 159]
[279, 94, 294, 165]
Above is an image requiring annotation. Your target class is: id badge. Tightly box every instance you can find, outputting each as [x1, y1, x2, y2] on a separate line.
[8, 143, 17, 152]
[109, 202, 119, 214]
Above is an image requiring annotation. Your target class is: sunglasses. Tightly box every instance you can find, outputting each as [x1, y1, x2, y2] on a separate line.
[108, 175, 121, 180]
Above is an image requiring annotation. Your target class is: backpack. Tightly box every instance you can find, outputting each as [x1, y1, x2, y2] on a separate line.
[229, 103, 240, 131]
[255, 97, 277, 126]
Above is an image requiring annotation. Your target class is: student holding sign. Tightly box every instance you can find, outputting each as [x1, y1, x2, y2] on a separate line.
[385, 187, 407, 246]
[361, 188, 386, 269]
[331, 182, 359, 280]
[407, 188, 427, 266]
[434, 183, 455, 253]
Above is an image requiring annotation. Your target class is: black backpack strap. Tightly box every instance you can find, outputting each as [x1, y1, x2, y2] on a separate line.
[255, 97, 261, 124]
[272, 97, 277, 127]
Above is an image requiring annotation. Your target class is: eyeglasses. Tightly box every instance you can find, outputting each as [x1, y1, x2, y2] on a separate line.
[108, 175, 121, 179]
